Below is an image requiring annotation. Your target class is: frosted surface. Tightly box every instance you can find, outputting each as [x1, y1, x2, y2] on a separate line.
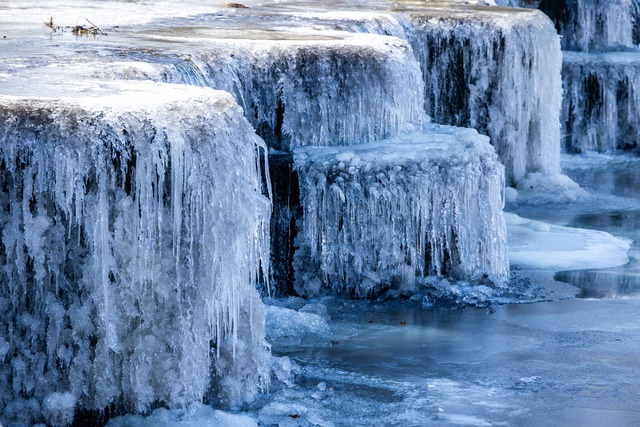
[293, 125, 508, 298]
[562, 51, 640, 154]
[0, 81, 271, 425]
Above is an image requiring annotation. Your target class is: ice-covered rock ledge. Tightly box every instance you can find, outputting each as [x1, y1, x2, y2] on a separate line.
[0, 80, 271, 426]
[404, 8, 562, 185]
[146, 30, 427, 151]
[562, 51, 640, 154]
[272, 5, 563, 185]
[293, 124, 508, 298]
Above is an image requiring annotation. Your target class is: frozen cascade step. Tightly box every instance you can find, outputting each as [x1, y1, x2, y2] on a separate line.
[0, 80, 271, 426]
[172, 32, 428, 151]
[404, 8, 562, 185]
[293, 124, 509, 298]
[275, 6, 563, 185]
[56, 30, 427, 152]
[562, 51, 640, 153]
[538, 0, 640, 52]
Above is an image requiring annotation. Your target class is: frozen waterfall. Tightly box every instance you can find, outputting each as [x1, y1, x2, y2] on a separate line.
[0, 81, 271, 424]
[293, 125, 508, 298]
[405, 9, 562, 185]
[562, 52, 640, 153]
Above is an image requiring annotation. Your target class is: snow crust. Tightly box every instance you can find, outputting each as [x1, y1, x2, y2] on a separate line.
[506, 213, 631, 271]
[0, 82, 271, 425]
[293, 125, 508, 298]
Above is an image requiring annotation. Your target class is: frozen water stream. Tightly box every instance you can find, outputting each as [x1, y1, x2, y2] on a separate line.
[2, 0, 640, 426]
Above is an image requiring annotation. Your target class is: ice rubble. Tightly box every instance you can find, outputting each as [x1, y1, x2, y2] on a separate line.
[0, 81, 271, 425]
[293, 125, 508, 298]
[561, 52, 640, 154]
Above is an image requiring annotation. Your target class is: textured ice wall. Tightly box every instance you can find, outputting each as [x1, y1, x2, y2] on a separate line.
[0, 81, 271, 426]
[293, 125, 508, 298]
[562, 52, 640, 153]
[405, 10, 562, 184]
[192, 33, 427, 151]
[539, 0, 640, 51]
[280, 9, 562, 185]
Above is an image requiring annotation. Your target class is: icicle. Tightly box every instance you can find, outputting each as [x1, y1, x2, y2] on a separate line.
[0, 81, 271, 424]
[293, 125, 509, 298]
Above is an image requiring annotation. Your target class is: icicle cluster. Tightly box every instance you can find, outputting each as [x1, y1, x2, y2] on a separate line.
[190, 33, 427, 150]
[405, 9, 562, 184]
[0, 82, 271, 426]
[538, 0, 640, 52]
[562, 52, 640, 153]
[293, 125, 508, 298]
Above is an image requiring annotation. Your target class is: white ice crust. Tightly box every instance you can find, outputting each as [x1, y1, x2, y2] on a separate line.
[506, 213, 631, 271]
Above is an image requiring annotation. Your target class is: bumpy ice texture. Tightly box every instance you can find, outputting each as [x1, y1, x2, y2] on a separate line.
[293, 125, 508, 298]
[539, 0, 640, 52]
[0, 82, 271, 425]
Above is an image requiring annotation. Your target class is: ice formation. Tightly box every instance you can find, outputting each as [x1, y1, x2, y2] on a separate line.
[190, 33, 427, 151]
[506, 213, 631, 270]
[538, 0, 640, 52]
[293, 125, 508, 298]
[268, 7, 563, 185]
[0, 81, 271, 425]
[405, 9, 562, 184]
[561, 51, 640, 153]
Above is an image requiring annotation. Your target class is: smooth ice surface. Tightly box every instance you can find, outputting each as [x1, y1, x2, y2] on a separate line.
[293, 125, 508, 297]
[506, 213, 631, 271]
[562, 51, 640, 153]
[260, 296, 640, 427]
[0, 81, 271, 425]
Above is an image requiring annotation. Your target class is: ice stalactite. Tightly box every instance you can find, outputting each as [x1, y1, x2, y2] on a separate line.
[288, 8, 563, 185]
[562, 52, 640, 153]
[539, 0, 640, 52]
[183, 33, 428, 151]
[0, 81, 271, 426]
[405, 9, 562, 185]
[293, 125, 508, 298]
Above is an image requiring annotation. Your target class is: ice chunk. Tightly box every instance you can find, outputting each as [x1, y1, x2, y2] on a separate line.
[506, 213, 631, 271]
[0, 80, 271, 424]
[293, 125, 509, 298]
[106, 402, 258, 427]
[562, 51, 640, 154]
